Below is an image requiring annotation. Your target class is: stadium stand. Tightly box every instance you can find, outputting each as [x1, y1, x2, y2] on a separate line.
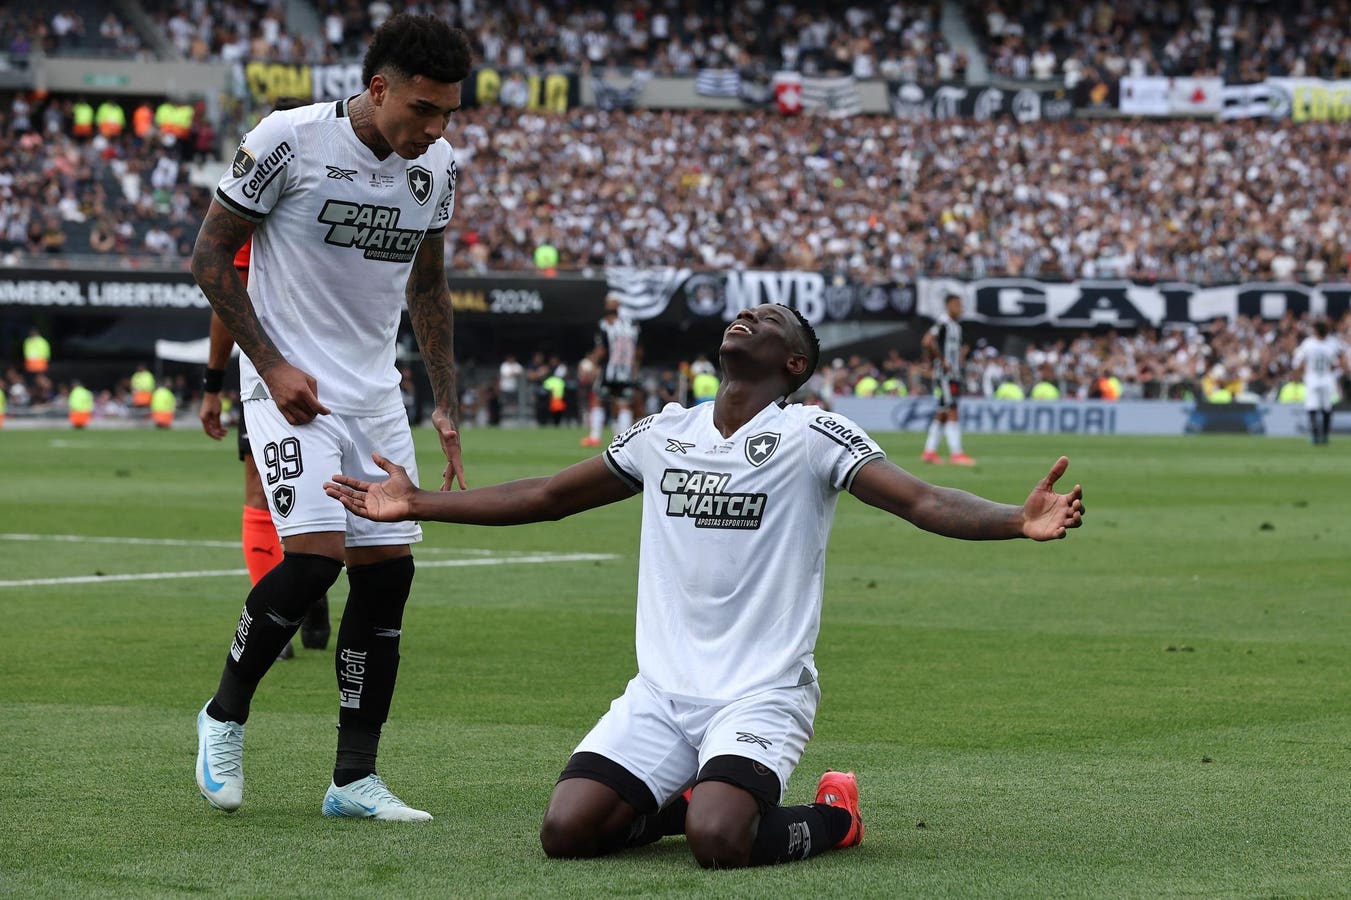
[969, 0, 1351, 82]
[3, 91, 1350, 282]
[0, 98, 208, 265]
[1, 4, 144, 61]
[2, 2, 1348, 419]
[443, 110, 1350, 282]
[129, 1, 949, 75]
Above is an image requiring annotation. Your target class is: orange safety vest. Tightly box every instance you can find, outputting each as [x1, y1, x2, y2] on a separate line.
[133, 104, 154, 138]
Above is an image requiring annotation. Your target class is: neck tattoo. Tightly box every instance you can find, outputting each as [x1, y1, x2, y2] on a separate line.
[348, 94, 392, 158]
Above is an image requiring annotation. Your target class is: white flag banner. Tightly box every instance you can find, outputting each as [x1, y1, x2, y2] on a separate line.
[694, 69, 741, 98]
[1119, 77, 1170, 115]
[801, 75, 861, 118]
[1168, 77, 1223, 114]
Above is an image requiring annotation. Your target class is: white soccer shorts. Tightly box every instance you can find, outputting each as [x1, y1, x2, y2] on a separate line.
[1304, 383, 1335, 412]
[572, 674, 819, 808]
[244, 399, 423, 547]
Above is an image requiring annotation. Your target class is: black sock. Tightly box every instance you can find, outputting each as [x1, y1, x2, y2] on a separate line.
[1309, 411, 1322, 442]
[1321, 411, 1332, 442]
[210, 553, 343, 723]
[748, 803, 853, 866]
[627, 794, 689, 847]
[334, 556, 414, 781]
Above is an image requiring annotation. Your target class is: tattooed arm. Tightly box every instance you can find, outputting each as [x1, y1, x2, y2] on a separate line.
[406, 231, 465, 490]
[849, 456, 1084, 541]
[190, 201, 329, 424]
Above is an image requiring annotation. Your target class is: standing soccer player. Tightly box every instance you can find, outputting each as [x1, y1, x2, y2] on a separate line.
[190, 14, 471, 821]
[325, 303, 1085, 867]
[199, 97, 330, 662]
[1292, 318, 1348, 444]
[921, 293, 975, 465]
[583, 294, 642, 447]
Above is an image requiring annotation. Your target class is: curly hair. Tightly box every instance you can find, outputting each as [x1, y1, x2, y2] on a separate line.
[779, 304, 821, 393]
[362, 14, 473, 88]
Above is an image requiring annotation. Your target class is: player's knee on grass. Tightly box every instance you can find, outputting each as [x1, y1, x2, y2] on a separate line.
[542, 753, 651, 858]
[686, 755, 780, 868]
[686, 800, 761, 870]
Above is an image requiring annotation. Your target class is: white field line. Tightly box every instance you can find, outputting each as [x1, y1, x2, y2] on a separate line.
[0, 532, 240, 549]
[0, 552, 617, 589]
[0, 533, 574, 557]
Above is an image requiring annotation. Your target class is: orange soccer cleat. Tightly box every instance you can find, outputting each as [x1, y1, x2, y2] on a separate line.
[949, 452, 977, 466]
[920, 450, 943, 464]
[580, 436, 603, 447]
[815, 770, 864, 849]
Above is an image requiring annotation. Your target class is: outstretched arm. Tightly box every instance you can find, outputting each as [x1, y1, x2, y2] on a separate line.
[324, 453, 635, 524]
[849, 456, 1084, 541]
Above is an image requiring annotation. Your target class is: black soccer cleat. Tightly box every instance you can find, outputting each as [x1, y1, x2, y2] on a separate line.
[300, 595, 331, 650]
[277, 641, 295, 661]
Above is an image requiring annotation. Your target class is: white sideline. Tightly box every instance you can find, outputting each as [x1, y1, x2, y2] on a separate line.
[0, 533, 618, 588]
[0, 533, 577, 556]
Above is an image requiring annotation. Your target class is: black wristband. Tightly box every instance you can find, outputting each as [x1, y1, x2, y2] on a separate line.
[203, 368, 226, 393]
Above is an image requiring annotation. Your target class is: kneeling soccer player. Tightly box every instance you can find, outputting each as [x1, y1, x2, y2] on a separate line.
[325, 302, 1085, 866]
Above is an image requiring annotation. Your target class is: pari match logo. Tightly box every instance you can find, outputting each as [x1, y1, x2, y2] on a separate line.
[659, 468, 766, 530]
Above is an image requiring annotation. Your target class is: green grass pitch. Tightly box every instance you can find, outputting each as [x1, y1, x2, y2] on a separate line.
[1, 424, 1347, 897]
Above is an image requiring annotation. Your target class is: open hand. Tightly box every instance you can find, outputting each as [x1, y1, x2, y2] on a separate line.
[1022, 456, 1084, 540]
[324, 453, 418, 521]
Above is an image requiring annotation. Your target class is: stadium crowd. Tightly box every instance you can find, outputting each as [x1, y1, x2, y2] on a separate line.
[2, 6, 146, 62]
[15, 1, 1347, 82]
[0, 93, 211, 264]
[974, 0, 1351, 83]
[4, 90, 1350, 284]
[8, 309, 1344, 431]
[139, 0, 950, 78]
[3, 4, 1348, 426]
[445, 109, 1350, 283]
[808, 312, 1351, 406]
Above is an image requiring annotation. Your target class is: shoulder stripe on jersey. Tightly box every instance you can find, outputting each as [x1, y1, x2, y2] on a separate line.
[603, 451, 642, 492]
[842, 452, 884, 492]
[425, 225, 447, 237]
[335, 98, 347, 118]
[608, 414, 656, 452]
[214, 188, 264, 223]
[808, 423, 879, 458]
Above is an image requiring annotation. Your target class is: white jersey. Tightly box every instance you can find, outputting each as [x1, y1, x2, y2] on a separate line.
[215, 98, 457, 415]
[1293, 335, 1344, 389]
[604, 401, 885, 701]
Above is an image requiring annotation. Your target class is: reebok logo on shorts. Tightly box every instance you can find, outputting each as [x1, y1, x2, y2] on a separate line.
[736, 731, 772, 749]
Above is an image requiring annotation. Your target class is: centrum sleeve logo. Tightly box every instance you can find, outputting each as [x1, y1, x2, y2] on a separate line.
[240, 141, 294, 200]
[317, 200, 425, 262]
[660, 467, 766, 529]
[810, 416, 879, 458]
